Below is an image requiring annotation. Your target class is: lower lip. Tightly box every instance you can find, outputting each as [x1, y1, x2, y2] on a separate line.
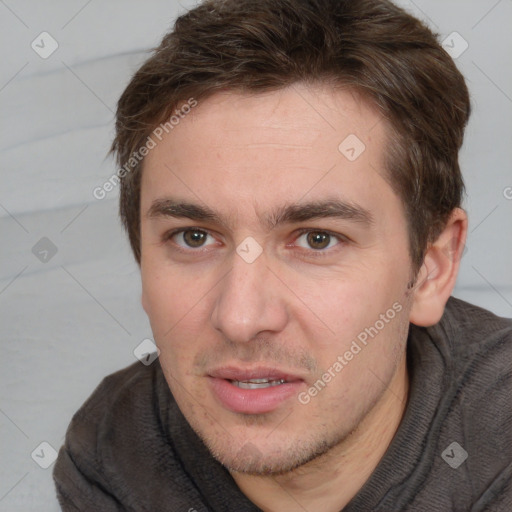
[208, 377, 303, 414]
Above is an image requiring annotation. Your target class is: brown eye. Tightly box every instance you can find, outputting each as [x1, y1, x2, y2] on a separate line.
[167, 228, 218, 251]
[306, 231, 331, 250]
[182, 229, 208, 247]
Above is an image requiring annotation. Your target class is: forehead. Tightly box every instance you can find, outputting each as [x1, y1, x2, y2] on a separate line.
[140, 83, 401, 228]
[165, 84, 384, 153]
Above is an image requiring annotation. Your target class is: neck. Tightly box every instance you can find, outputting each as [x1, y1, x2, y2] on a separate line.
[231, 354, 409, 512]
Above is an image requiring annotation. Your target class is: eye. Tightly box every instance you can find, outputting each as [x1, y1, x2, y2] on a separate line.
[170, 228, 217, 249]
[295, 230, 342, 251]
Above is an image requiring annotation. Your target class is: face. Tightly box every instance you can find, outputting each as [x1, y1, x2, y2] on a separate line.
[140, 84, 415, 474]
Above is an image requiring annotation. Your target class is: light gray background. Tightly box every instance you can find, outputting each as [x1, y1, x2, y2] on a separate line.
[1, 0, 511, 510]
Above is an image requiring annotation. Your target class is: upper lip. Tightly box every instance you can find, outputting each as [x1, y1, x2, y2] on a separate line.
[208, 365, 305, 382]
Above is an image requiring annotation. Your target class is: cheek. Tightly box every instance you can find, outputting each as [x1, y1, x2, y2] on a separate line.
[141, 260, 215, 363]
[141, 261, 193, 337]
[299, 274, 386, 327]
[290, 264, 407, 362]
[142, 267, 171, 323]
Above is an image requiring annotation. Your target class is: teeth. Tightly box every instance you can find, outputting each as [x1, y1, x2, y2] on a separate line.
[231, 379, 286, 389]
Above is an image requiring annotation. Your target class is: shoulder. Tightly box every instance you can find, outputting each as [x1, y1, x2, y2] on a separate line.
[53, 360, 169, 510]
[66, 360, 158, 441]
[425, 298, 512, 508]
[427, 296, 512, 415]
[410, 296, 512, 398]
[428, 296, 512, 367]
[438, 295, 512, 342]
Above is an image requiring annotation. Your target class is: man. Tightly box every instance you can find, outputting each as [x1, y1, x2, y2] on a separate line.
[53, 0, 512, 510]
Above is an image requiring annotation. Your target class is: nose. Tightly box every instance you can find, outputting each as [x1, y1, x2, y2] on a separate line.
[210, 250, 289, 343]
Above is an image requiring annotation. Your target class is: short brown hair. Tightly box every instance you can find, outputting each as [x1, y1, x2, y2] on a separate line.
[111, 0, 470, 274]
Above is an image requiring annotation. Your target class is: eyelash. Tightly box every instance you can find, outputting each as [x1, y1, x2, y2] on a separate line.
[292, 228, 348, 258]
[162, 227, 349, 255]
[162, 227, 218, 252]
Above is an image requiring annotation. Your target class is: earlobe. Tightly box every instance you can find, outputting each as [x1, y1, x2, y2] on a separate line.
[409, 208, 468, 327]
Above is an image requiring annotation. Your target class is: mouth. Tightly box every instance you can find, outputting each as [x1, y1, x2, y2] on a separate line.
[230, 378, 287, 389]
[207, 366, 305, 414]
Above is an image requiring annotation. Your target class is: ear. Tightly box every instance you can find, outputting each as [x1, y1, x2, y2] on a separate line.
[409, 208, 468, 327]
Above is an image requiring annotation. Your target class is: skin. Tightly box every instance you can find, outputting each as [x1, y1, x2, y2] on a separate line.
[139, 83, 467, 511]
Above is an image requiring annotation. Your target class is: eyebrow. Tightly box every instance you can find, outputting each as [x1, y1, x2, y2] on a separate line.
[147, 199, 222, 223]
[266, 199, 374, 229]
[146, 198, 374, 229]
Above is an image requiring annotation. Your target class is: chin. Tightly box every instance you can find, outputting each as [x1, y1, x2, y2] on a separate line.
[203, 429, 336, 476]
